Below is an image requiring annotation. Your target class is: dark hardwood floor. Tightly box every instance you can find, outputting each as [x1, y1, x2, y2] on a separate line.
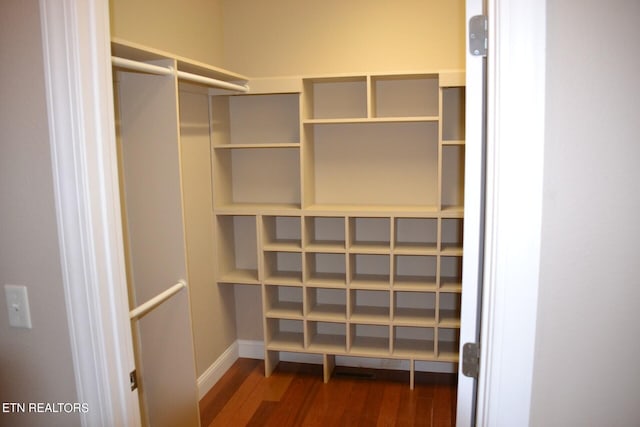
[200, 358, 457, 427]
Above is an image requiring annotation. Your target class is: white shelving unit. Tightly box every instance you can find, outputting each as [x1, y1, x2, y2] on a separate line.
[212, 71, 465, 388]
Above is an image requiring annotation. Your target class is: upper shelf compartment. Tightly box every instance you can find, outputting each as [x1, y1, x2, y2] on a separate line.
[303, 76, 368, 121]
[111, 38, 249, 92]
[302, 72, 460, 123]
[211, 93, 300, 148]
[371, 74, 439, 119]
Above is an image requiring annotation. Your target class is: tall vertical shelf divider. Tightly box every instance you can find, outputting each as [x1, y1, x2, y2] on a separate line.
[212, 71, 465, 389]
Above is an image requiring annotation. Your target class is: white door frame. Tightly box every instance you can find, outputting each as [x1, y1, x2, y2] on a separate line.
[39, 0, 140, 425]
[475, 0, 546, 425]
[458, 0, 546, 425]
[455, 0, 485, 425]
[41, 0, 545, 425]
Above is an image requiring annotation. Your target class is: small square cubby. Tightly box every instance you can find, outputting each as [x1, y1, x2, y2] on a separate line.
[393, 291, 436, 326]
[348, 217, 391, 252]
[307, 321, 347, 353]
[441, 145, 465, 213]
[393, 255, 437, 290]
[262, 216, 301, 250]
[263, 251, 302, 284]
[349, 289, 390, 323]
[441, 218, 463, 254]
[264, 285, 303, 319]
[393, 326, 435, 358]
[440, 256, 462, 292]
[349, 324, 391, 355]
[305, 252, 346, 287]
[349, 254, 390, 288]
[441, 86, 466, 142]
[394, 217, 438, 253]
[306, 287, 346, 321]
[304, 216, 345, 252]
[438, 292, 461, 328]
[265, 318, 304, 351]
[437, 328, 460, 362]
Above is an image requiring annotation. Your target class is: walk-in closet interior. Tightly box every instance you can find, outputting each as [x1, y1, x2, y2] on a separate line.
[110, 1, 466, 425]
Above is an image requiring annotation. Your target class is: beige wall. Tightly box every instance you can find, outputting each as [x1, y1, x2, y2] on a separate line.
[222, 0, 465, 77]
[109, 0, 225, 65]
[531, 1, 640, 425]
[0, 1, 79, 426]
[108, 0, 465, 78]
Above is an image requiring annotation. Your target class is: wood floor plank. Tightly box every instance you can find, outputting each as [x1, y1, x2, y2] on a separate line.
[199, 358, 261, 427]
[207, 361, 265, 426]
[312, 376, 355, 426]
[261, 371, 322, 427]
[398, 385, 434, 427]
[214, 361, 296, 426]
[263, 370, 295, 402]
[432, 381, 457, 425]
[245, 401, 279, 427]
[340, 378, 374, 426]
[356, 379, 385, 427]
[296, 381, 330, 427]
[376, 380, 404, 427]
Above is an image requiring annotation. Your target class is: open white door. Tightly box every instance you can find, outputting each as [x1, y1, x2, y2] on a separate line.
[456, 0, 486, 425]
[39, 1, 142, 425]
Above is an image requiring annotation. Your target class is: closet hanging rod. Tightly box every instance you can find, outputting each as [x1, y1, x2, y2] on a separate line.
[176, 70, 249, 93]
[111, 56, 249, 92]
[111, 56, 173, 76]
[129, 280, 186, 320]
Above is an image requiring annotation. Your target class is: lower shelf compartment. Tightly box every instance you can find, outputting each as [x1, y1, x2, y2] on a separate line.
[264, 317, 459, 363]
[307, 321, 347, 353]
[263, 349, 458, 389]
[265, 319, 304, 351]
[393, 326, 435, 358]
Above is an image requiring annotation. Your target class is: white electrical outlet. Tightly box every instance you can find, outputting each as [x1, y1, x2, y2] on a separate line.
[4, 284, 32, 329]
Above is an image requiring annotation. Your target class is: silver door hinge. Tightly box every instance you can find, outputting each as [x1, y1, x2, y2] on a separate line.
[469, 15, 488, 57]
[462, 342, 480, 378]
[130, 370, 138, 391]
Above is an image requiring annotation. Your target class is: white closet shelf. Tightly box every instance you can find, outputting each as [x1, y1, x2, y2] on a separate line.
[303, 116, 439, 124]
[213, 143, 300, 149]
[304, 204, 441, 217]
[214, 203, 302, 215]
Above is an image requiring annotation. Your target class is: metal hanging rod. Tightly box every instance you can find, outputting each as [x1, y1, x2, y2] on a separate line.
[129, 280, 186, 320]
[111, 56, 249, 93]
[176, 69, 249, 92]
[111, 56, 173, 76]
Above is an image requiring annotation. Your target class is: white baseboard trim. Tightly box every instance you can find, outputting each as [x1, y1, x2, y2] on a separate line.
[237, 339, 264, 360]
[197, 341, 239, 400]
